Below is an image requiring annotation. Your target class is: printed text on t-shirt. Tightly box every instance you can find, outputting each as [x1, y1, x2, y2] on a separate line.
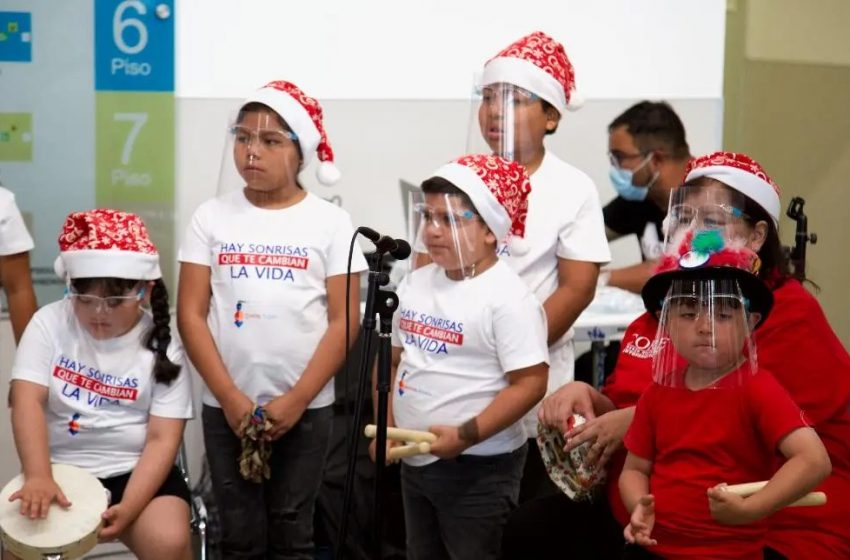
[398, 308, 464, 355]
[217, 242, 310, 282]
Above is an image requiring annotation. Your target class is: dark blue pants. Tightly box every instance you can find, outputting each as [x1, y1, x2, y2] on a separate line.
[202, 404, 332, 560]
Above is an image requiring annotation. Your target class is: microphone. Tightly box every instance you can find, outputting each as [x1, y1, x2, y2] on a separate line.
[357, 227, 411, 260]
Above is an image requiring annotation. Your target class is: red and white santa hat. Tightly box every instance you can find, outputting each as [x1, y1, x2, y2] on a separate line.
[431, 154, 532, 254]
[481, 31, 583, 114]
[54, 209, 161, 280]
[242, 80, 341, 185]
[684, 151, 781, 225]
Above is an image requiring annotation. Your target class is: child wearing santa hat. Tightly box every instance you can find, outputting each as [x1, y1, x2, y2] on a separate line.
[513, 151, 850, 559]
[620, 231, 830, 559]
[477, 31, 610, 500]
[381, 154, 548, 560]
[177, 80, 367, 557]
[8, 209, 193, 559]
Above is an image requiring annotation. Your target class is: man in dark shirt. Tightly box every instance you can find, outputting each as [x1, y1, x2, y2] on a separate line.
[600, 101, 692, 293]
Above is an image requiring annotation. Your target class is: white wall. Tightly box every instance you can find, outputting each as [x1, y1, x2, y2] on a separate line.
[177, 0, 726, 100]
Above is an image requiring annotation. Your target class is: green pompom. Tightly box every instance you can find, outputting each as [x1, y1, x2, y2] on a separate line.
[692, 229, 725, 254]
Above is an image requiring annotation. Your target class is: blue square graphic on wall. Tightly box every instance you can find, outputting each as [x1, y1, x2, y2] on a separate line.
[0, 12, 32, 63]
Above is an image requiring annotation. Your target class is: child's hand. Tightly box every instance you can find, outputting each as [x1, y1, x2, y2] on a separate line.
[624, 494, 657, 547]
[221, 390, 255, 436]
[8, 476, 72, 519]
[428, 425, 469, 459]
[99, 503, 136, 541]
[264, 392, 308, 441]
[538, 381, 597, 431]
[368, 438, 401, 464]
[565, 408, 630, 470]
[707, 484, 760, 525]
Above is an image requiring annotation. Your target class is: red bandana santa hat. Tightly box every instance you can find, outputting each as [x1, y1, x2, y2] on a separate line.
[54, 209, 161, 280]
[431, 154, 532, 254]
[242, 80, 340, 185]
[684, 151, 781, 225]
[481, 31, 583, 114]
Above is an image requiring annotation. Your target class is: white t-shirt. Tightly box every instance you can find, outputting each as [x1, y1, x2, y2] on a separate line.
[11, 301, 193, 478]
[495, 152, 610, 435]
[391, 260, 549, 466]
[178, 190, 368, 409]
[0, 186, 35, 256]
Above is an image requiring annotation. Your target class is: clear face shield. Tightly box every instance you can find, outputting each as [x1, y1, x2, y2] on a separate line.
[406, 190, 493, 283]
[652, 277, 759, 390]
[467, 80, 547, 161]
[216, 103, 303, 203]
[664, 184, 751, 253]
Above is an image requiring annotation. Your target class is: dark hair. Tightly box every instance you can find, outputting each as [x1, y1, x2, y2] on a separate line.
[420, 177, 478, 213]
[609, 101, 691, 160]
[541, 99, 560, 135]
[70, 277, 181, 385]
[237, 102, 304, 162]
[682, 178, 793, 286]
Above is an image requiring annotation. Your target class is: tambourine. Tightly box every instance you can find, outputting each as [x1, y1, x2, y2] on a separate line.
[537, 414, 606, 501]
[0, 464, 109, 560]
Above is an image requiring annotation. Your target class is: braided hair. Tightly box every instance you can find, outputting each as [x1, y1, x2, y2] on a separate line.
[70, 277, 181, 385]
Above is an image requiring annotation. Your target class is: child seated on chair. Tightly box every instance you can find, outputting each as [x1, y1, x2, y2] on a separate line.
[7, 210, 193, 560]
[619, 231, 830, 559]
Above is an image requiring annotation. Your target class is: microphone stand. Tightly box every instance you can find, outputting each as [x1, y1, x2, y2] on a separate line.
[786, 197, 817, 282]
[336, 250, 399, 560]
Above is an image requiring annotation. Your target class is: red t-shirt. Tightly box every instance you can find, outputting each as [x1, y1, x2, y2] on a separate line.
[624, 368, 807, 559]
[603, 279, 850, 558]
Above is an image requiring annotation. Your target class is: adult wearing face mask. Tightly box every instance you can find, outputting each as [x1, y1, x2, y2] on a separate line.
[599, 101, 692, 294]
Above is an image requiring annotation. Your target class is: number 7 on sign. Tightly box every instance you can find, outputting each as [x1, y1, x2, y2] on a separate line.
[113, 112, 148, 165]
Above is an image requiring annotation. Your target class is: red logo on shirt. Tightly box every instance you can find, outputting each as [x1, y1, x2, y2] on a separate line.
[398, 319, 463, 346]
[399, 319, 464, 345]
[53, 366, 139, 401]
[218, 253, 309, 269]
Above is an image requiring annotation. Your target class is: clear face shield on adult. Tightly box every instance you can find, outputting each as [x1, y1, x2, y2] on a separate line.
[406, 190, 492, 283]
[216, 103, 303, 204]
[652, 277, 759, 390]
[467, 79, 544, 161]
[664, 184, 751, 253]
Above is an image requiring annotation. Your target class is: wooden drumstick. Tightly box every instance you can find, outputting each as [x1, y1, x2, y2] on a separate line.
[387, 442, 432, 461]
[723, 481, 827, 507]
[364, 424, 437, 444]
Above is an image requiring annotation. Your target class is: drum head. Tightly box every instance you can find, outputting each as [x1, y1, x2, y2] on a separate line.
[537, 415, 607, 501]
[0, 464, 108, 559]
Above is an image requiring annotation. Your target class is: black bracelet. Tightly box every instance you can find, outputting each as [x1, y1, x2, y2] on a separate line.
[458, 418, 480, 444]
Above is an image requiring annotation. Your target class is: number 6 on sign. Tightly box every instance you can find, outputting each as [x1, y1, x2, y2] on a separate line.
[114, 112, 148, 165]
[113, 0, 148, 55]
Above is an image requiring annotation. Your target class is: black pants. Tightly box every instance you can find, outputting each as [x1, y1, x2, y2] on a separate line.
[402, 445, 527, 560]
[622, 544, 788, 559]
[517, 437, 559, 503]
[501, 491, 624, 559]
[202, 404, 332, 560]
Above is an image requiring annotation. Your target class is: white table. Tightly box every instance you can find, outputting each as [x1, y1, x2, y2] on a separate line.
[572, 288, 645, 388]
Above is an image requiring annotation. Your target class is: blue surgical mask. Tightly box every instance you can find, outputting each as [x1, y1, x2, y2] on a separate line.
[609, 153, 658, 201]
[609, 166, 649, 201]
